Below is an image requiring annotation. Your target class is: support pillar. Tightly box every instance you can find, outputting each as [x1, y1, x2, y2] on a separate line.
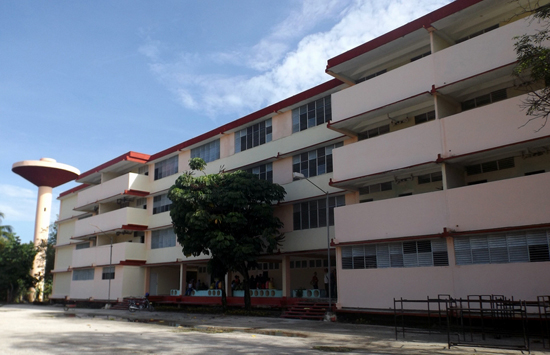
[282, 255, 291, 298]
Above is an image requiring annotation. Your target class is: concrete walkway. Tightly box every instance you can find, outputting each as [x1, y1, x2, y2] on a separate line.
[2, 304, 548, 354]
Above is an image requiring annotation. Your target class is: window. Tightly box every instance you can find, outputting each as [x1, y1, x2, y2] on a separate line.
[102, 266, 115, 280]
[191, 139, 220, 163]
[293, 195, 345, 231]
[138, 165, 149, 176]
[456, 24, 499, 44]
[414, 110, 436, 125]
[411, 51, 431, 62]
[153, 194, 171, 214]
[235, 119, 272, 152]
[465, 157, 515, 176]
[342, 239, 448, 270]
[72, 268, 94, 281]
[358, 125, 390, 140]
[75, 243, 90, 250]
[359, 181, 393, 195]
[454, 229, 550, 265]
[247, 163, 273, 183]
[356, 69, 387, 84]
[461, 88, 507, 111]
[292, 142, 343, 178]
[417, 171, 442, 185]
[154, 156, 178, 180]
[151, 228, 177, 249]
[136, 198, 147, 210]
[292, 96, 332, 133]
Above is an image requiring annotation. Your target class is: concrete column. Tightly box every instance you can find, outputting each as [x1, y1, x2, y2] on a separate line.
[180, 264, 187, 296]
[31, 186, 54, 301]
[282, 256, 291, 297]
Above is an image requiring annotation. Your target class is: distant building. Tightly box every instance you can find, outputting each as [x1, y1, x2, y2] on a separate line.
[53, 0, 550, 311]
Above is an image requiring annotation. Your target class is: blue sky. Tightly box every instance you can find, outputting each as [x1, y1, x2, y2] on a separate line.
[0, 0, 451, 243]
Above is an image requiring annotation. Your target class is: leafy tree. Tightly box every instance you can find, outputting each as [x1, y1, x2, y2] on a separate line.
[514, 3, 550, 130]
[168, 158, 286, 310]
[0, 233, 37, 303]
[43, 222, 57, 298]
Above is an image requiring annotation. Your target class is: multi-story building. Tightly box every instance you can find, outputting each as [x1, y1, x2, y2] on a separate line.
[52, 0, 550, 311]
[328, 0, 550, 310]
[52, 79, 351, 304]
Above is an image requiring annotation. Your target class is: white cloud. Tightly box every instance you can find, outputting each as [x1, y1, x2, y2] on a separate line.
[142, 0, 451, 120]
[0, 184, 36, 222]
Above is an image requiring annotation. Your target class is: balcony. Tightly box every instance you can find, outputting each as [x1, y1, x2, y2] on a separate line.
[71, 242, 146, 268]
[74, 207, 148, 237]
[332, 120, 442, 182]
[442, 94, 549, 157]
[433, 17, 539, 87]
[75, 173, 149, 210]
[331, 56, 434, 124]
[334, 172, 550, 244]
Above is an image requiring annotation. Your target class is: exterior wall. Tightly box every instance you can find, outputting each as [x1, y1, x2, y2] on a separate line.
[54, 246, 74, 271]
[121, 266, 146, 298]
[282, 227, 335, 253]
[59, 194, 80, 219]
[57, 220, 75, 245]
[52, 272, 71, 299]
[272, 110, 292, 141]
[273, 157, 292, 185]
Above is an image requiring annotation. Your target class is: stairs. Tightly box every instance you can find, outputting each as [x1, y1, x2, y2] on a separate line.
[281, 301, 329, 321]
[109, 298, 132, 310]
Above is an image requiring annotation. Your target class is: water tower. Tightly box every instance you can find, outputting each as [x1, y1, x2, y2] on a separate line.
[12, 158, 80, 301]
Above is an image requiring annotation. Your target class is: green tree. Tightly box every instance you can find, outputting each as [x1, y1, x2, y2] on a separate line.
[514, 3, 550, 130]
[0, 233, 37, 303]
[43, 222, 57, 298]
[168, 158, 286, 310]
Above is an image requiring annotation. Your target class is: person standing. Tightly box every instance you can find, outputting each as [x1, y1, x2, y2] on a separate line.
[310, 272, 319, 289]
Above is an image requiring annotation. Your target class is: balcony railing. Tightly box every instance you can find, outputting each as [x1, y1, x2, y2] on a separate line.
[71, 242, 146, 268]
[75, 173, 149, 209]
[334, 172, 550, 244]
[74, 207, 148, 237]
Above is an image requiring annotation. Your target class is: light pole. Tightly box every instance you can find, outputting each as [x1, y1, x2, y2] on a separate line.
[292, 172, 334, 319]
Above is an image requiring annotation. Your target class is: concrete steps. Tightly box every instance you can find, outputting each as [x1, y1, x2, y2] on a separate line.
[281, 302, 329, 321]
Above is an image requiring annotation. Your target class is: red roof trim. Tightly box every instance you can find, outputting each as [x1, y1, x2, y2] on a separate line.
[120, 259, 147, 266]
[149, 79, 344, 161]
[326, 0, 485, 69]
[78, 151, 150, 180]
[58, 184, 89, 198]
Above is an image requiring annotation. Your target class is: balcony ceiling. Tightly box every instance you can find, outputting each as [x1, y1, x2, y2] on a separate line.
[329, 92, 433, 134]
[331, 162, 440, 190]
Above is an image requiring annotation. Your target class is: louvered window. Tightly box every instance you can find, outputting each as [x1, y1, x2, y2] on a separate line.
[454, 229, 550, 265]
[461, 88, 508, 111]
[358, 124, 390, 140]
[292, 142, 343, 178]
[153, 194, 171, 215]
[292, 96, 332, 133]
[151, 228, 177, 249]
[293, 195, 345, 231]
[341, 239, 448, 270]
[235, 118, 272, 152]
[246, 163, 273, 183]
[465, 157, 515, 176]
[414, 110, 436, 125]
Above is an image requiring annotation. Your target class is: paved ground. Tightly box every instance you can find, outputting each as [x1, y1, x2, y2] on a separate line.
[0, 304, 547, 354]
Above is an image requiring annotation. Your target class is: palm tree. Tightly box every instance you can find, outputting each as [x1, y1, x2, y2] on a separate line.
[0, 211, 13, 238]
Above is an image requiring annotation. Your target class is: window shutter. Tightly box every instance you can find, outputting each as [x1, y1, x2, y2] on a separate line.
[376, 243, 390, 268]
